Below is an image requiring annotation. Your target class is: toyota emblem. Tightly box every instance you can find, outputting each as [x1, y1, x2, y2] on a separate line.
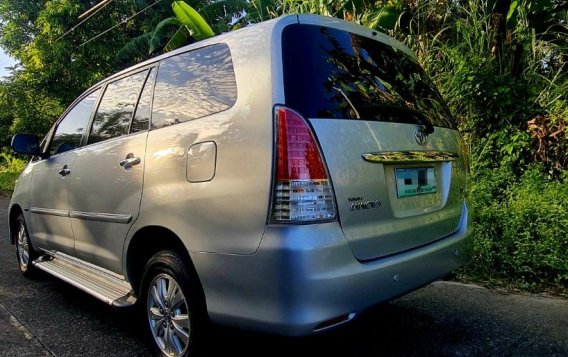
[414, 129, 429, 146]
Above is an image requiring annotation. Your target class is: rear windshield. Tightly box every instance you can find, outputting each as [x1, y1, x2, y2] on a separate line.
[282, 24, 455, 129]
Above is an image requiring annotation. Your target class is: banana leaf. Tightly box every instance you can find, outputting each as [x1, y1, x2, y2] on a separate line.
[172, 1, 215, 40]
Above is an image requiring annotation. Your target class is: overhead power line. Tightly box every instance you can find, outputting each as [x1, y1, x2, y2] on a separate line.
[80, 0, 167, 47]
[55, 0, 115, 42]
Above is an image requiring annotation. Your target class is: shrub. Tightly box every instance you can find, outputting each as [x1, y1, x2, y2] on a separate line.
[0, 151, 27, 172]
[0, 171, 21, 192]
[461, 165, 568, 294]
[0, 151, 27, 192]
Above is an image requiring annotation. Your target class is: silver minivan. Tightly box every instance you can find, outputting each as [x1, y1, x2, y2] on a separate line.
[8, 14, 471, 356]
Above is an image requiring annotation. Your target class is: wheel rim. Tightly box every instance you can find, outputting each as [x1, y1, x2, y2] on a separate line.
[147, 273, 191, 356]
[16, 221, 30, 270]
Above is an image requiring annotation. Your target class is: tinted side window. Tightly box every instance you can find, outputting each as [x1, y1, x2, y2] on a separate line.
[131, 68, 155, 134]
[88, 70, 148, 144]
[50, 89, 100, 156]
[151, 44, 237, 130]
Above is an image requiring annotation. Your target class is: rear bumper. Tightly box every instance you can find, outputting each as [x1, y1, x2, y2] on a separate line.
[192, 202, 472, 336]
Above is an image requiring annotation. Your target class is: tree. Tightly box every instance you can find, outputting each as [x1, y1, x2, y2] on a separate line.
[117, 1, 215, 66]
[116, 0, 280, 65]
[0, 0, 177, 144]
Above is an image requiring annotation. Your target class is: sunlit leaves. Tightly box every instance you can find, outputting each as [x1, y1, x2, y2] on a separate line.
[172, 0, 214, 39]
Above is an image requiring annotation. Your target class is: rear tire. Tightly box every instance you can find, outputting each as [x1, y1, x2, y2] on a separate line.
[140, 250, 207, 357]
[14, 213, 39, 277]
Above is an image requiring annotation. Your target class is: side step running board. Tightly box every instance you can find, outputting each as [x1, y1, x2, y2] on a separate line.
[33, 252, 136, 307]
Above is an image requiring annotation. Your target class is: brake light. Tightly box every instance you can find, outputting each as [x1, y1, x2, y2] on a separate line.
[271, 106, 336, 222]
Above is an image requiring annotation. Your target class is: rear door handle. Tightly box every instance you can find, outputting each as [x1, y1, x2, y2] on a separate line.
[119, 154, 141, 170]
[58, 165, 71, 177]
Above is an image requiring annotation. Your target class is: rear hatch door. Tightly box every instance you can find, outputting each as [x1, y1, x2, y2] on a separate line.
[282, 22, 467, 260]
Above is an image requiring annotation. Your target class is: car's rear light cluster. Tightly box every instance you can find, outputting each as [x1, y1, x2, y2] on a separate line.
[271, 106, 336, 223]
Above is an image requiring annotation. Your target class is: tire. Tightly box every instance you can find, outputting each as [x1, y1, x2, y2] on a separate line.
[140, 250, 207, 357]
[13, 213, 40, 277]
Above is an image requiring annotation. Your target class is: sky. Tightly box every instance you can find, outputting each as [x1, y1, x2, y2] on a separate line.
[0, 48, 16, 77]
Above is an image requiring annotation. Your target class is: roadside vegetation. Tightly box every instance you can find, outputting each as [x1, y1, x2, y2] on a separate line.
[0, 151, 25, 192]
[0, 0, 565, 294]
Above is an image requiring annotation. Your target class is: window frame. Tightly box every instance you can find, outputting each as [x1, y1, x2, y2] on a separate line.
[129, 66, 157, 135]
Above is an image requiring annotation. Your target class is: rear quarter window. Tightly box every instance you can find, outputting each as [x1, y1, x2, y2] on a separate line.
[282, 24, 456, 129]
[151, 43, 237, 130]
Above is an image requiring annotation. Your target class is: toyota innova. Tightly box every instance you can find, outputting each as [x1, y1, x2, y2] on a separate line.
[8, 14, 472, 356]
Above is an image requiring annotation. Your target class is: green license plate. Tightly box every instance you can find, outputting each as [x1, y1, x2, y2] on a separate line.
[395, 167, 437, 198]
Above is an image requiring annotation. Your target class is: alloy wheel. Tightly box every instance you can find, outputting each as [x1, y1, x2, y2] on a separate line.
[16, 221, 30, 270]
[147, 273, 191, 356]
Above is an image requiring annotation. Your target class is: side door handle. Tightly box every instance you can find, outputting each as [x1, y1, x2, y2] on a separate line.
[119, 154, 141, 170]
[58, 165, 71, 177]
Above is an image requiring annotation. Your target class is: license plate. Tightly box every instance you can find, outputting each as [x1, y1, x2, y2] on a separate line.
[395, 167, 437, 198]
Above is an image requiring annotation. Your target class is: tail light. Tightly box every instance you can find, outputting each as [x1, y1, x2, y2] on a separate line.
[270, 106, 337, 223]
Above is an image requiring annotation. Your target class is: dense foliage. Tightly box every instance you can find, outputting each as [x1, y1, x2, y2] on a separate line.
[0, 0, 174, 142]
[0, 150, 25, 191]
[0, 0, 566, 293]
[464, 165, 567, 293]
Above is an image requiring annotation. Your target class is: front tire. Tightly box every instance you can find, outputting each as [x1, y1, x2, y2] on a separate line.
[140, 250, 206, 357]
[14, 213, 39, 277]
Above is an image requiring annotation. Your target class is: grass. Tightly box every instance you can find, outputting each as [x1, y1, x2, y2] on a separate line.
[457, 166, 568, 296]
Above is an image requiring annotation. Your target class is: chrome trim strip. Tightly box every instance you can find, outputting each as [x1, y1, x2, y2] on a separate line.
[30, 207, 69, 217]
[69, 211, 132, 224]
[362, 151, 459, 164]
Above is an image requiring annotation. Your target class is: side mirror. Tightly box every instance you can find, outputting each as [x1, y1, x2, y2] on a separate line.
[11, 134, 41, 156]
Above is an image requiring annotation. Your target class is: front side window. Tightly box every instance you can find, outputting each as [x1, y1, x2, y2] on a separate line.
[88, 70, 149, 144]
[151, 44, 237, 130]
[50, 89, 100, 156]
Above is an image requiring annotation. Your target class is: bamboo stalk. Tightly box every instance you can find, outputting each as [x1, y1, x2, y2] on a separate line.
[78, 0, 114, 20]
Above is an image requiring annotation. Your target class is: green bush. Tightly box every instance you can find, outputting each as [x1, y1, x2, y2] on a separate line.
[0, 171, 21, 192]
[0, 151, 26, 192]
[460, 165, 568, 293]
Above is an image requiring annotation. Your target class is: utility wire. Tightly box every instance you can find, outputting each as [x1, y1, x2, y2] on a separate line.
[55, 0, 114, 42]
[80, 0, 167, 47]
